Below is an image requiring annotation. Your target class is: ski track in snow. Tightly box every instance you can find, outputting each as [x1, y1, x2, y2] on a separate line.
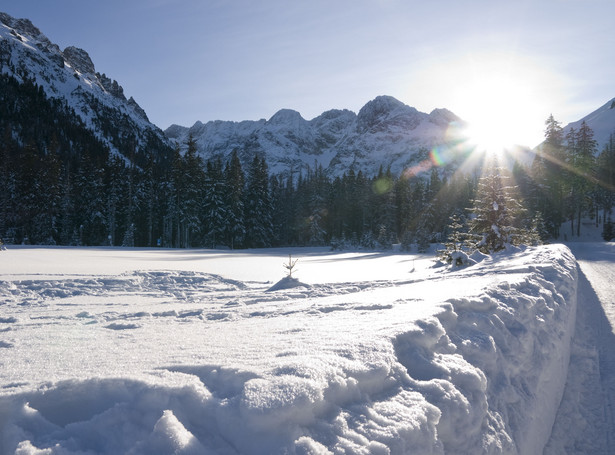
[546, 242, 615, 454]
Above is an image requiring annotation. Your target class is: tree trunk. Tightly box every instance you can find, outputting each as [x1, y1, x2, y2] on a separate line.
[576, 208, 581, 237]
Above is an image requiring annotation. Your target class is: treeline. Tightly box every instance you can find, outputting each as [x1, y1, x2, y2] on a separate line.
[1, 73, 614, 248]
[524, 115, 615, 240]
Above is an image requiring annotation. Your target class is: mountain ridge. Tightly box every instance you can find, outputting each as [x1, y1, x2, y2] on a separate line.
[165, 95, 467, 176]
[0, 11, 171, 163]
[4, 10, 614, 177]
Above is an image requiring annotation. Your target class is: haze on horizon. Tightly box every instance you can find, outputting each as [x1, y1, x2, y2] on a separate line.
[3, 0, 614, 148]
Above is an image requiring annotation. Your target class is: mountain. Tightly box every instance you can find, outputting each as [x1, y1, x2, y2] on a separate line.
[165, 96, 467, 177]
[1, 11, 467, 178]
[0, 12, 172, 164]
[562, 98, 615, 152]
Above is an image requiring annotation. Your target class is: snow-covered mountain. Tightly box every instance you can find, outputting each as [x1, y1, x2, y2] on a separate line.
[166, 96, 467, 176]
[0, 12, 171, 161]
[562, 97, 615, 152]
[1, 11, 469, 177]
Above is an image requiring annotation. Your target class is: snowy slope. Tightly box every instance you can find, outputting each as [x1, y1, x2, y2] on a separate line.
[165, 96, 468, 176]
[0, 244, 577, 454]
[562, 97, 615, 152]
[0, 12, 171, 159]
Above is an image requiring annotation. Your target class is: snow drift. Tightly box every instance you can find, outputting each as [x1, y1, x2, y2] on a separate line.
[0, 245, 577, 454]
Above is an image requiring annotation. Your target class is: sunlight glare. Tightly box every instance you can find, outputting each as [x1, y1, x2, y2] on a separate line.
[460, 70, 540, 154]
[403, 52, 561, 153]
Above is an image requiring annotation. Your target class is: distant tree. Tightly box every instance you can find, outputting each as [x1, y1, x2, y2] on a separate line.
[565, 121, 597, 237]
[224, 150, 245, 249]
[181, 134, 205, 247]
[603, 217, 615, 241]
[438, 213, 474, 266]
[203, 157, 227, 248]
[532, 114, 566, 237]
[595, 133, 615, 224]
[245, 155, 273, 248]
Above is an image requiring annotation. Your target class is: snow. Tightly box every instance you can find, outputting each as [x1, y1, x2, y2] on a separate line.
[0, 244, 588, 453]
[545, 242, 615, 453]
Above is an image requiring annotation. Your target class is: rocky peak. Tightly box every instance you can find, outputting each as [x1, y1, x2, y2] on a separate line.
[0, 13, 44, 41]
[97, 72, 126, 100]
[267, 109, 306, 126]
[63, 46, 95, 76]
[357, 95, 419, 133]
[127, 96, 148, 121]
[429, 108, 461, 127]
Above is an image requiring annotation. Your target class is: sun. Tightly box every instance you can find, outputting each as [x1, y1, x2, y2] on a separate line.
[403, 51, 564, 158]
[458, 69, 543, 155]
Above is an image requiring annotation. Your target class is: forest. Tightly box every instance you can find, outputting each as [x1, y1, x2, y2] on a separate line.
[2, 73, 615, 251]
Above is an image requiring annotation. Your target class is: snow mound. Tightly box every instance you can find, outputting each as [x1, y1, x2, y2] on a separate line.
[266, 276, 310, 292]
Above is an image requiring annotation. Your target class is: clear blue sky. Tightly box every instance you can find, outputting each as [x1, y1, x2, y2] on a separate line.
[3, 0, 614, 147]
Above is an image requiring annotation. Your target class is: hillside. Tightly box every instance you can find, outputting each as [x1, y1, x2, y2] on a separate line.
[0, 12, 172, 164]
[562, 97, 615, 152]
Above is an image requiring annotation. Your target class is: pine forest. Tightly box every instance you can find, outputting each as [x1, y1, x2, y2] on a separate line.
[2, 74, 615, 251]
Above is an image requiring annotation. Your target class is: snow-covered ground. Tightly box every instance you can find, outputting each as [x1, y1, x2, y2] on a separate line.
[545, 242, 615, 454]
[0, 244, 582, 454]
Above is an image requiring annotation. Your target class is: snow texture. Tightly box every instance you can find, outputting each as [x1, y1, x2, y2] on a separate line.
[0, 244, 580, 454]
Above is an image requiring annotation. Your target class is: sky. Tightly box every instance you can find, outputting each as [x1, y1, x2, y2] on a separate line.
[2, 0, 614, 147]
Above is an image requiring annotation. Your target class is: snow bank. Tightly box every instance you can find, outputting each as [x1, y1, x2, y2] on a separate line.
[0, 245, 577, 454]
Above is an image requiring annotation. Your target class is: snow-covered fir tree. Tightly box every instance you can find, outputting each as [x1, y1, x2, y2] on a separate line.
[203, 157, 227, 248]
[244, 155, 273, 248]
[224, 150, 245, 249]
[469, 161, 524, 253]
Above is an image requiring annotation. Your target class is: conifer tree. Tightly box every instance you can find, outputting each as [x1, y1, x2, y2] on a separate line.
[565, 121, 597, 236]
[596, 133, 615, 224]
[532, 114, 566, 237]
[182, 134, 205, 247]
[438, 213, 472, 265]
[224, 150, 245, 249]
[203, 157, 227, 248]
[469, 161, 523, 253]
[245, 155, 273, 247]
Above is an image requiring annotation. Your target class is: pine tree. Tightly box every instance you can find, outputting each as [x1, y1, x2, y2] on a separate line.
[595, 134, 615, 225]
[438, 213, 472, 265]
[566, 121, 597, 237]
[244, 155, 273, 248]
[532, 114, 566, 237]
[203, 157, 227, 248]
[224, 150, 245, 249]
[181, 134, 205, 247]
[469, 162, 523, 253]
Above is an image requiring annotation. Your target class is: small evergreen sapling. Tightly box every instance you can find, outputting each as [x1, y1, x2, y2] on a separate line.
[438, 214, 474, 266]
[284, 254, 299, 278]
[267, 254, 308, 292]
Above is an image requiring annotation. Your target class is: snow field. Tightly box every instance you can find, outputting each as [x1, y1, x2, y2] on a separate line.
[0, 245, 577, 454]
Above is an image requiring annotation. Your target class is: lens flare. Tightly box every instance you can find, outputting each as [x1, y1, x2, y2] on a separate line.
[430, 147, 445, 167]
